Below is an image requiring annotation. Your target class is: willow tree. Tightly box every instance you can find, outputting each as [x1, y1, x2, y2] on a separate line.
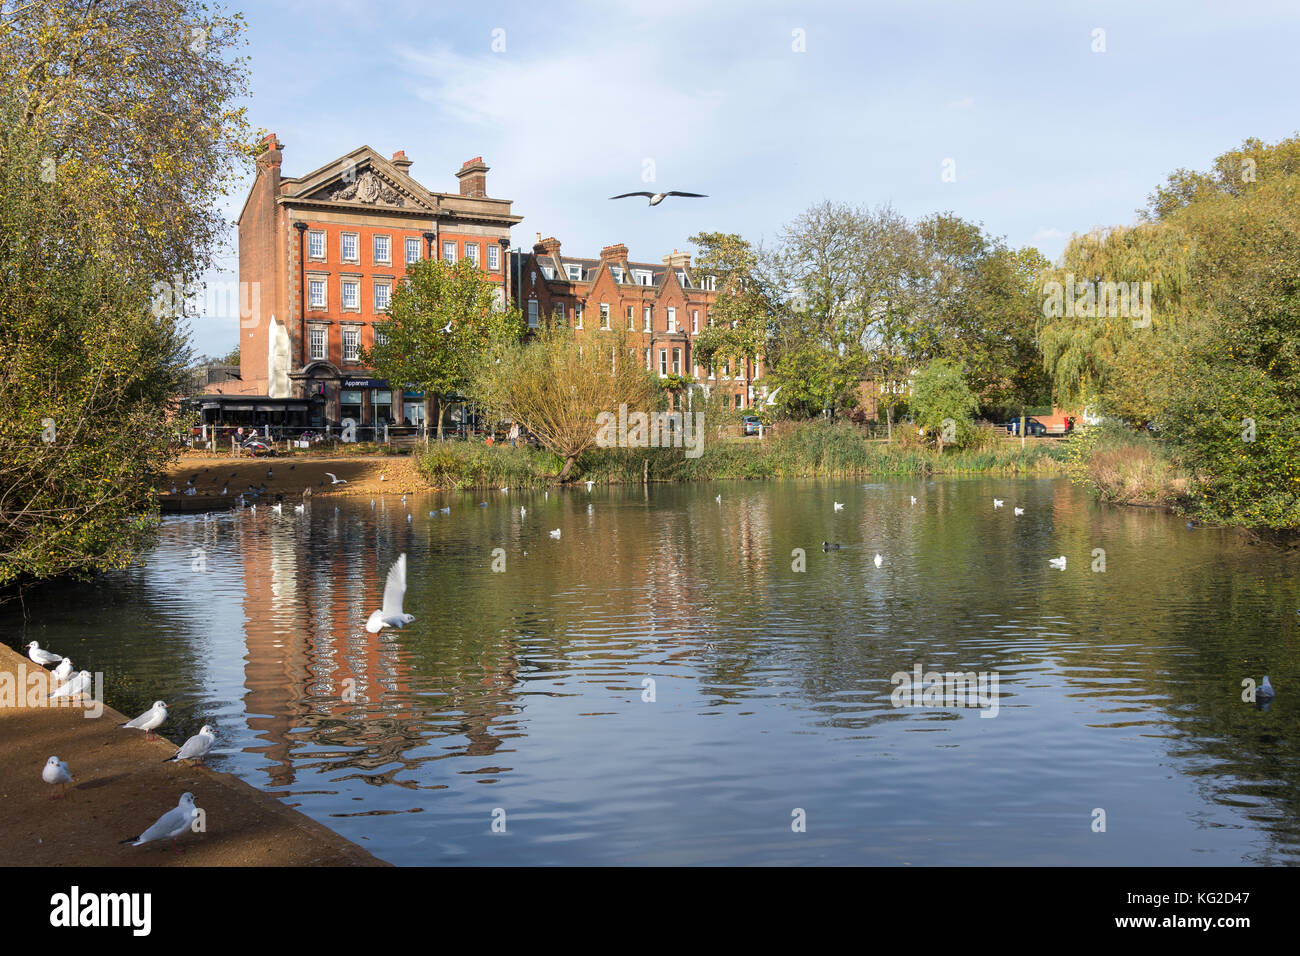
[479, 330, 658, 480]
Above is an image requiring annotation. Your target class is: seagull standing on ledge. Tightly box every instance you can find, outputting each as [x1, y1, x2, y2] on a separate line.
[609, 190, 708, 206]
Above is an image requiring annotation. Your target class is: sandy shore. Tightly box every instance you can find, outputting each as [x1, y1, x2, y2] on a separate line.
[0, 643, 386, 866]
[160, 451, 428, 504]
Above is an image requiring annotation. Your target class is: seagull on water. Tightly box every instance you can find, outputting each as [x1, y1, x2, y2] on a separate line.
[520, 506, 526, 517]
[325, 473, 347, 485]
[25, 641, 62, 666]
[271, 502, 282, 514]
[122, 701, 168, 740]
[294, 503, 305, 515]
[550, 529, 561, 539]
[609, 190, 708, 206]
[366, 553, 415, 633]
[43, 756, 73, 798]
[586, 481, 594, 492]
[121, 792, 199, 852]
[910, 496, 917, 505]
[1014, 507, 1025, 516]
[993, 499, 1004, 509]
[874, 553, 883, 568]
[439, 506, 450, 515]
[49, 670, 91, 700]
[822, 542, 841, 551]
[164, 725, 216, 765]
[716, 494, 722, 504]
[1049, 556, 1067, 570]
[833, 502, 844, 511]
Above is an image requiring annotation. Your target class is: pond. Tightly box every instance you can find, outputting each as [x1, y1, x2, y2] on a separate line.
[4, 477, 1298, 865]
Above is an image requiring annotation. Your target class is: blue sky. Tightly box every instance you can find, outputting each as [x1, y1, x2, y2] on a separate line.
[192, 0, 1300, 356]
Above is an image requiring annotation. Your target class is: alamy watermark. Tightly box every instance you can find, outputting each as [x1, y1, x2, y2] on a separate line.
[891, 663, 1000, 718]
[595, 403, 705, 458]
[1041, 273, 1152, 329]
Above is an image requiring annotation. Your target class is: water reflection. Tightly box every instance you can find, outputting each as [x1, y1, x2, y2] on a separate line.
[4, 477, 1298, 865]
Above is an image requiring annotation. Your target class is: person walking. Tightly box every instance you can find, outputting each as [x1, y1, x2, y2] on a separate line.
[509, 422, 519, 448]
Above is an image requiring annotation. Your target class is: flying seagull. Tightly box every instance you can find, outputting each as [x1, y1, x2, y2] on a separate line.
[43, 756, 73, 799]
[367, 553, 415, 633]
[121, 701, 168, 740]
[439, 320, 453, 334]
[121, 792, 199, 852]
[325, 473, 347, 485]
[609, 190, 708, 206]
[164, 725, 216, 765]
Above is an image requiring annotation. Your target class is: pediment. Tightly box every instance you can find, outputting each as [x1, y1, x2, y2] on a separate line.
[291, 151, 433, 211]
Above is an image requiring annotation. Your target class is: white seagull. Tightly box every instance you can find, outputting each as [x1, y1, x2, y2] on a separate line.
[993, 499, 1004, 509]
[716, 494, 722, 504]
[121, 701, 168, 740]
[43, 756, 73, 798]
[609, 190, 708, 206]
[549, 529, 561, 539]
[164, 726, 216, 765]
[366, 553, 415, 633]
[121, 792, 199, 852]
[271, 502, 282, 514]
[52, 658, 73, 684]
[833, 502, 844, 511]
[586, 481, 594, 492]
[1049, 556, 1067, 570]
[439, 320, 453, 334]
[325, 472, 347, 485]
[910, 496, 917, 505]
[874, 553, 884, 568]
[49, 670, 91, 700]
[1014, 507, 1025, 516]
[26, 641, 62, 666]
[294, 503, 305, 515]
[520, 506, 526, 517]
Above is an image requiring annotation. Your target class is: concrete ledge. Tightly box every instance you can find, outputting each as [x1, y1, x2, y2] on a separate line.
[0, 643, 387, 866]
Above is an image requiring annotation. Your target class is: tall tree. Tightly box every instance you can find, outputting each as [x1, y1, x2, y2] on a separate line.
[0, 0, 255, 288]
[362, 258, 524, 440]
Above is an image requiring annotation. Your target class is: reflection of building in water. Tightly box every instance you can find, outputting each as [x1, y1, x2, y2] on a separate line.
[236, 515, 526, 789]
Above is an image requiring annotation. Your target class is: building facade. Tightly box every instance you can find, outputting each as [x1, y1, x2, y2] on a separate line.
[512, 237, 764, 410]
[237, 134, 521, 430]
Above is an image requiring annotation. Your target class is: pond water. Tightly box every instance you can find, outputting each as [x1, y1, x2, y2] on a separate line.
[4, 477, 1298, 865]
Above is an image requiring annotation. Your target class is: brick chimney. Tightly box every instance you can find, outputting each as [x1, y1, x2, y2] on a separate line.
[257, 133, 283, 168]
[599, 243, 629, 262]
[391, 150, 413, 176]
[456, 157, 489, 197]
[535, 236, 562, 259]
[663, 248, 691, 269]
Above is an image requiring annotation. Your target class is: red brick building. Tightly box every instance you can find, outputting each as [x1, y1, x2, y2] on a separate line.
[237, 134, 521, 430]
[512, 236, 764, 409]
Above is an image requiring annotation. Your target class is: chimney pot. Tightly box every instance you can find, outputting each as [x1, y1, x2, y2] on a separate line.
[456, 157, 490, 197]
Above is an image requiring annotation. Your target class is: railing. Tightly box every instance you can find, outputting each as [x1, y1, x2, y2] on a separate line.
[179, 422, 521, 454]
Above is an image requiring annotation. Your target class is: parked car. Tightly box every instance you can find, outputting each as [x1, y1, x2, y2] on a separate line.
[742, 415, 764, 436]
[1005, 418, 1047, 437]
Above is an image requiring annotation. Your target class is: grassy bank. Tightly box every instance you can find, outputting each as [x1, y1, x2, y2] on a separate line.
[1065, 425, 1194, 509]
[416, 422, 1068, 489]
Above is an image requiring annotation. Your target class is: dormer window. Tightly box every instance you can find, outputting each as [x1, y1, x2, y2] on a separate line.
[541, 265, 555, 280]
[701, 275, 716, 291]
[636, 270, 653, 286]
[610, 266, 624, 283]
[676, 270, 688, 287]
[566, 263, 583, 281]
